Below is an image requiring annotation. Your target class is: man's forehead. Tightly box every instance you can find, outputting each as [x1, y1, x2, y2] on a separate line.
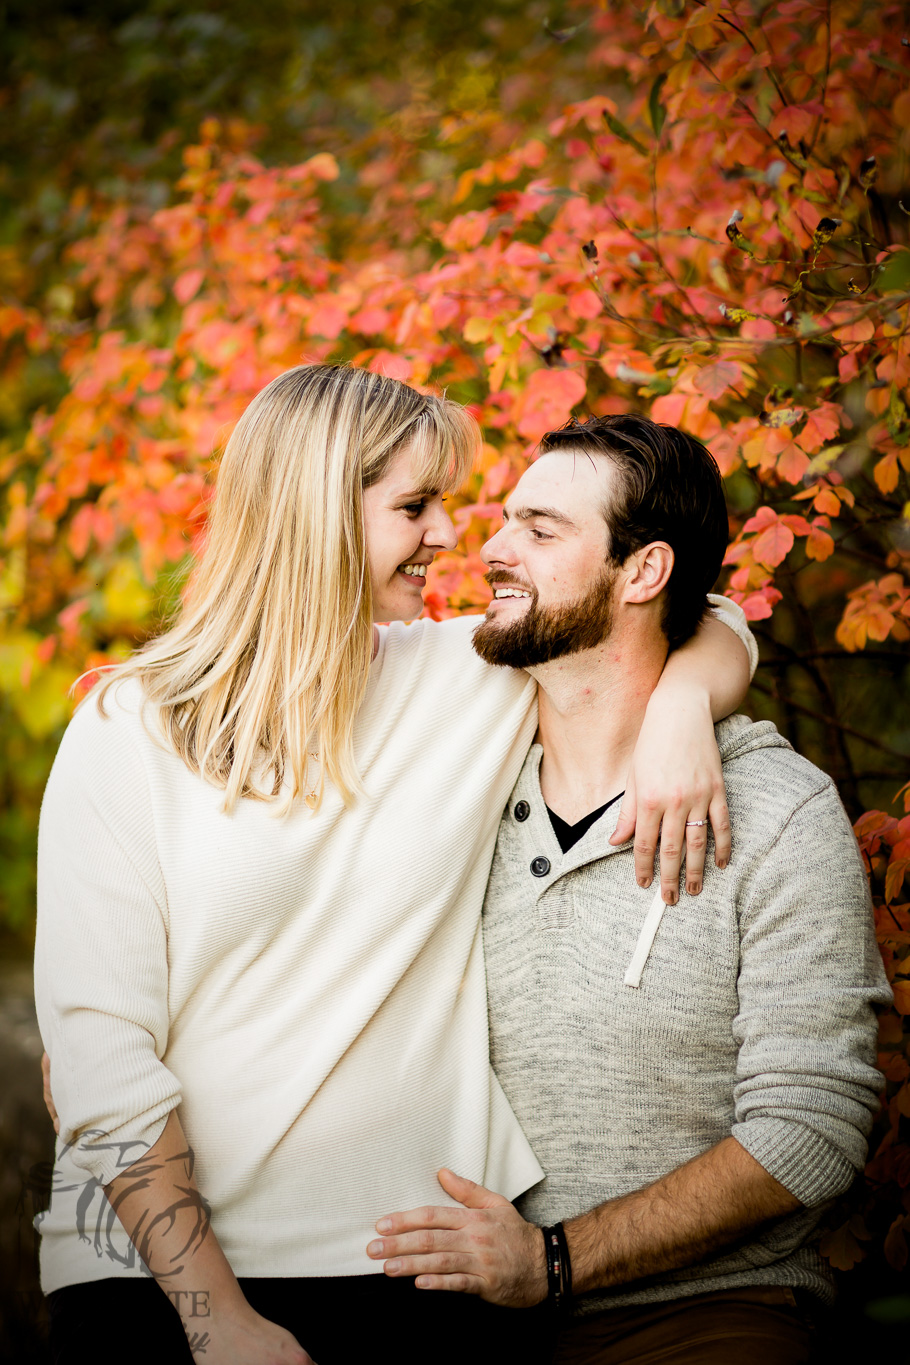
[505, 449, 611, 516]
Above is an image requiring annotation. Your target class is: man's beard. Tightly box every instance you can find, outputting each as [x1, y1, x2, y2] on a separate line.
[472, 566, 617, 669]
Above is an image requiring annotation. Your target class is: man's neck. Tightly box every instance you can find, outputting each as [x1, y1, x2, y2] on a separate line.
[529, 629, 667, 825]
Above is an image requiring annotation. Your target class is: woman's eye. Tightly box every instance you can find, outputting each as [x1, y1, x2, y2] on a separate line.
[403, 503, 425, 517]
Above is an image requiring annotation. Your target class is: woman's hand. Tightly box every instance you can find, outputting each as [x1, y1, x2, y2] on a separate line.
[610, 684, 729, 903]
[195, 1301, 314, 1364]
[609, 606, 750, 902]
[42, 1051, 59, 1134]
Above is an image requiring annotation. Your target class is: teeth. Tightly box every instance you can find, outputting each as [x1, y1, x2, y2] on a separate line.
[400, 563, 428, 576]
[494, 588, 531, 598]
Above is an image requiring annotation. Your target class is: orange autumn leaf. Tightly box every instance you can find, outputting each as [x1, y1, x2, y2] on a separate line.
[693, 360, 743, 400]
[776, 441, 811, 484]
[752, 520, 794, 567]
[805, 521, 835, 561]
[874, 450, 899, 494]
[514, 368, 587, 441]
[819, 1216, 871, 1271]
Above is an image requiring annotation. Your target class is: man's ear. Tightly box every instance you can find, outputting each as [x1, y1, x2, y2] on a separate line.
[621, 542, 674, 605]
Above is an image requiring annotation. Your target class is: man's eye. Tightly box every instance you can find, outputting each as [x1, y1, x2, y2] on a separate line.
[530, 528, 552, 540]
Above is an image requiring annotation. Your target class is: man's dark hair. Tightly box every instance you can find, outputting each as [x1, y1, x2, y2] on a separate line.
[538, 413, 729, 649]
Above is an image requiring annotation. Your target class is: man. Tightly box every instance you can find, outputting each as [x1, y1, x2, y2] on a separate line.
[367, 414, 890, 1362]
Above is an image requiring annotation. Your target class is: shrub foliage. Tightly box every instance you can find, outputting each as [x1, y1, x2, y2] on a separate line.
[1, 0, 908, 1289]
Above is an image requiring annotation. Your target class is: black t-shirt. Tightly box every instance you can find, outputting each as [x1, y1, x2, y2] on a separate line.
[546, 791, 625, 854]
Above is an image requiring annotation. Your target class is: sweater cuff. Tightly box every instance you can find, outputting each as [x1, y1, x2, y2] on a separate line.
[732, 1117, 859, 1207]
[65, 1103, 174, 1187]
[706, 593, 759, 680]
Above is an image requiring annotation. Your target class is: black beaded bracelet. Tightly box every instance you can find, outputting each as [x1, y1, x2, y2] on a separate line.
[541, 1222, 573, 1313]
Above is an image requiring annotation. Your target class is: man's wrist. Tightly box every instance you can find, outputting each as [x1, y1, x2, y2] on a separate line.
[562, 1212, 615, 1296]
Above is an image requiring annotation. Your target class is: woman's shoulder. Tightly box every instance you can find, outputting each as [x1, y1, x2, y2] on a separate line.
[381, 614, 494, 678]
[52, 675, 163, 782]
[376, 613, 533, 707]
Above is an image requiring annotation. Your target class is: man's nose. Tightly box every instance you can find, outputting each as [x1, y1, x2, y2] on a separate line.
[481, 523, 513, 567]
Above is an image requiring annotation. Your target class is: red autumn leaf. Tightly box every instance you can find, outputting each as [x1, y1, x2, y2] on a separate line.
[173, 269, 204, 305]
[568, 289, 602, 320]
[887, 863, 910, 908]
[741, 505, 778, 534]
[795, 402, 844, 454]
[649, 392, 687, 427]
[308, 301, 349, 340]
[752, 521, 794, 567]
[740, 585, 783, 620]
[693, 360, 742, 400]
[780, 514, 813, 535]
[514, 368, 587, 441]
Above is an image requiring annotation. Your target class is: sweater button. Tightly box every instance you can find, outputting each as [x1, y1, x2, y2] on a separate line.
[514, 800, 530, 822]
[530, 856, 550, 877]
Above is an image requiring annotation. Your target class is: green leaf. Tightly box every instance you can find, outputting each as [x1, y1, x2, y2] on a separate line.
[864, 1295, 910, 1325]
[869, 53, 907, 75]
[889, 387, 910, 442]
[602, 109, 649, 157]
[648, 74, 668, 136]
[876, 249, 910, 294]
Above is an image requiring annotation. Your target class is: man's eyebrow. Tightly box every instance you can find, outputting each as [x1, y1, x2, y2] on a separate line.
[502, 504, 578, 530]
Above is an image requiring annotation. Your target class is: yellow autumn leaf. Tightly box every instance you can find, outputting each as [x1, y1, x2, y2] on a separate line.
[102, 560, 154, 623]
[463, 316, 493, 344]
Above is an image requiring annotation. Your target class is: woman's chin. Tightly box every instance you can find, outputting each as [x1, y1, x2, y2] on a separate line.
[373, 584, 426, 623]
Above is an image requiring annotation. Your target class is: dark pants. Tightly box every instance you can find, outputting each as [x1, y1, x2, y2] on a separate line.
[47, 1274, 556, 1365]
[553, 1287, 815, 1364]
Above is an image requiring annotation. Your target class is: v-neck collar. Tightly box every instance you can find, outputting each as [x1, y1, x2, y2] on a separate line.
[514, 744, 632, 887]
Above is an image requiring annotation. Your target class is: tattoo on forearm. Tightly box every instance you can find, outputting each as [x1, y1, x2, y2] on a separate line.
[107, 1150, 212, 1279]
[166, 1289, 210, 1318]
[170, 1291, 211, 1355]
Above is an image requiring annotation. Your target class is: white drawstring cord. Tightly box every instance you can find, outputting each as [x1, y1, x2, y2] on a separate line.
[623, 884, 670, 989]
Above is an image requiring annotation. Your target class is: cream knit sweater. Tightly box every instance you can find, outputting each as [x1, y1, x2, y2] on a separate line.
[34, 601, 755, 1291]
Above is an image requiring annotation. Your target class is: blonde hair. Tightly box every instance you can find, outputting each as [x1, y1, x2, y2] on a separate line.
[95, 364, 479, 812]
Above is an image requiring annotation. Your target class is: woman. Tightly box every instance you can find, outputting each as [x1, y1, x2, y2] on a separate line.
[35, 364, 754, 1365]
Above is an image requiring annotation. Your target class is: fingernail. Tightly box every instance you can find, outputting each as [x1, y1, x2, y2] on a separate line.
[665, 890, 677, 905]
[367, 1240, 383, 1257]
[376, 1218, 392, 1233]
[638, 876, 651, 888]
[416, 1278, 429, 1289]
[386, 1259, 401, 1274]
[717, 859, 728, 870]
[687, 883, 701, 896]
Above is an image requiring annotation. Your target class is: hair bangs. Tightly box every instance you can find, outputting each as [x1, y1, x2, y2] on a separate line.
[404, 399, 479, 497]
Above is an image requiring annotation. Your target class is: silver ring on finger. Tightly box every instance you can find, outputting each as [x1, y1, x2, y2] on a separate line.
[685, 819, 708, 827]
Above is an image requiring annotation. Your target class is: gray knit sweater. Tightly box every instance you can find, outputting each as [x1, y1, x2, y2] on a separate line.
[483, 715, 891, 1313]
